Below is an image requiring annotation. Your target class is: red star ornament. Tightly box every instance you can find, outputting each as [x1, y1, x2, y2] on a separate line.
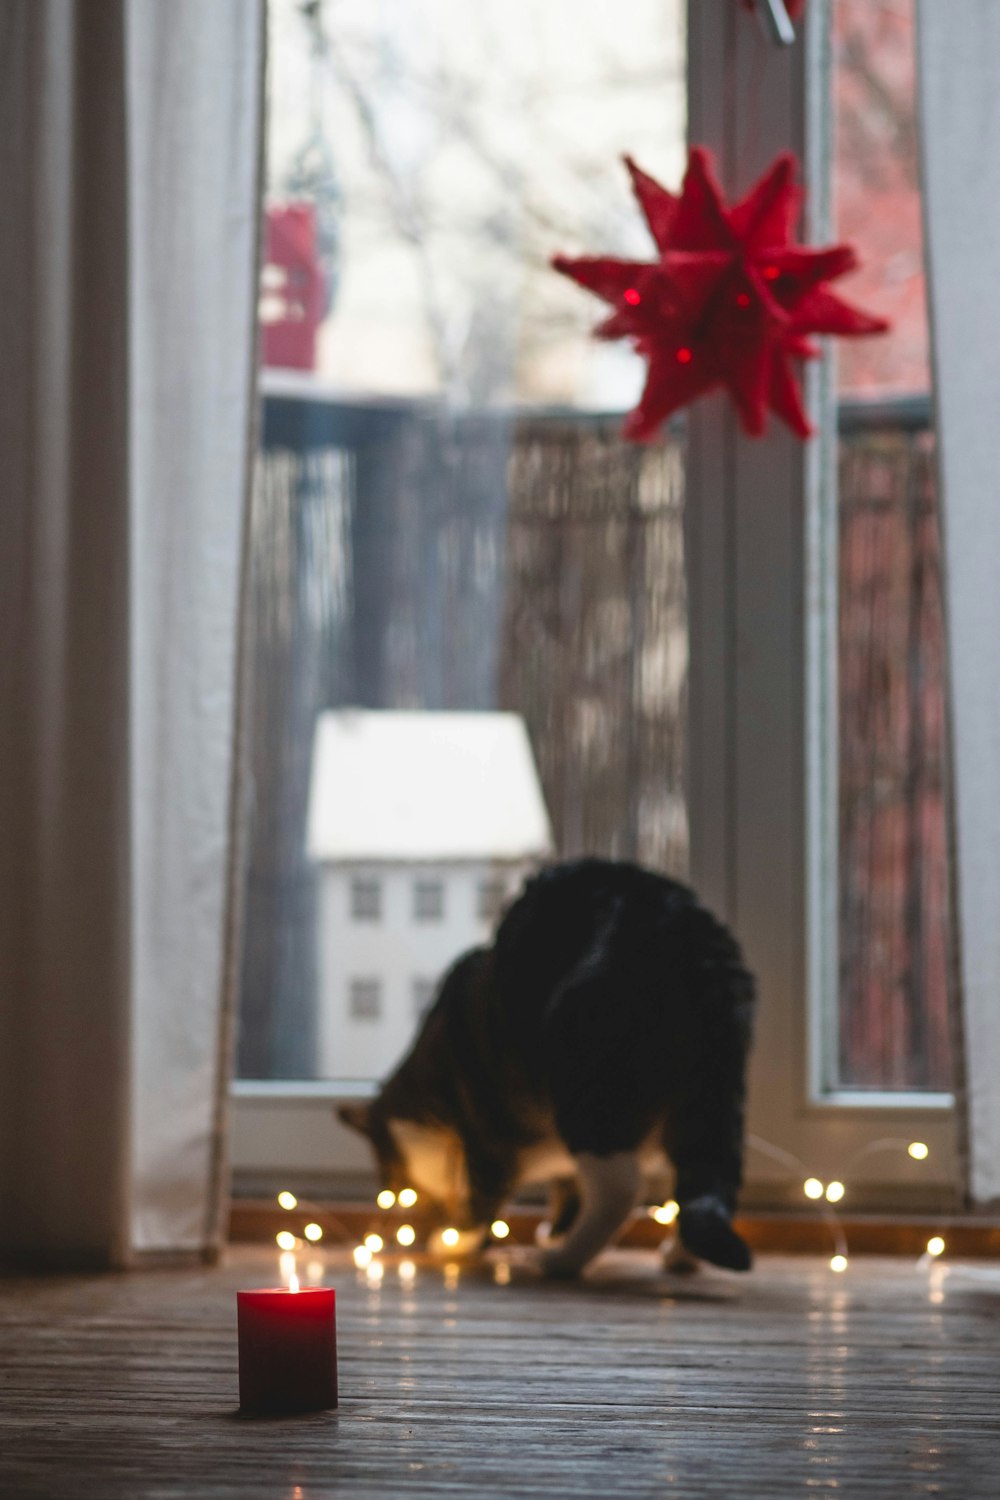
[552, 147, 889, 441]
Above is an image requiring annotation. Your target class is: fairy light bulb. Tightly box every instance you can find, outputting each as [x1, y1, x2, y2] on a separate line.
[803, 1178, 824, 1200]
[927, 1236, 945, 1257]
[830, 1254, 848, 1273]
[398, 1188, 418, 1209]
[303, 1222, 323, 1242]
[825, 1181, 845, 1204]
[490, 1219, 510, 1240]
[651, 1200, 679, 1226]
[441, 1227, 460, 1248]
[376, 1189, 396, 1210]
[353, 1244, 373, 1269]
[277, 1191, 298, 1211]
[396, 1224, 416, 1247]
[276, 1230, 297, 1251]
[908, 1141, 930, 1161]
[364, 1233, 384, 1253]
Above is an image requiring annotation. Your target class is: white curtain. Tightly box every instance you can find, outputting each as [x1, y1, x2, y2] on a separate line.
[917, 1, 1000, 1206]
[0, 0, 264, 1264]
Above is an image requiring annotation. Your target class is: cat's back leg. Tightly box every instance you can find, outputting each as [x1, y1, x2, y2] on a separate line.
[539, 1151, 641, 1278]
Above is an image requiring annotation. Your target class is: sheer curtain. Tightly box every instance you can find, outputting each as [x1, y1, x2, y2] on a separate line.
[917, 1, 1000, 1207]
[0, 0, 264, 1265]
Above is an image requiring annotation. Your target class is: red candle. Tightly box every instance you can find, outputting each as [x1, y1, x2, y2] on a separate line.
[237, 1285, 338, 1413]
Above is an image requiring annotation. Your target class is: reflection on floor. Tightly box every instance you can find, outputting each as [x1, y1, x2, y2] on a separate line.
[2, 1246, 998, 1497]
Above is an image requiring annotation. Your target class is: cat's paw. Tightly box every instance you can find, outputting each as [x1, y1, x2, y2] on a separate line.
[677, 1196, 752, 1272]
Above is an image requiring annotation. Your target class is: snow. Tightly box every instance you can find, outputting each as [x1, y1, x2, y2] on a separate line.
[307, 709, 553, 862]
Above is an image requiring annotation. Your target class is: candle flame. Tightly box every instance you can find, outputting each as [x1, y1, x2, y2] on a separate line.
[289, 1272, 300, 1293]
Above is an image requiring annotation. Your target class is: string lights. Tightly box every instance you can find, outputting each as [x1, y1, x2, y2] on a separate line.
[747, 1134, 942, 1275]
[276, 1138, 948, 1288]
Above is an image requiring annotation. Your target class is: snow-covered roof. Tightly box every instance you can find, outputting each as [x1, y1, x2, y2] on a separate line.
[307, 709, 554, 863]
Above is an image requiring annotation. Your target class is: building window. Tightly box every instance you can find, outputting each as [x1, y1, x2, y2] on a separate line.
[348, 978, 382, 1021]
[412, 978, 436, 1019]
[350, 877, 382, 922]
[478, 878, 507, 925]
[413, 878, 444, 922]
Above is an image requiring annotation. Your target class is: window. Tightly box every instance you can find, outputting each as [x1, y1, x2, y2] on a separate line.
[830, 0, 950, 1093]
[350, 877, 381, 922]
[477, 878, 507, 925]
[413, 879, 445, 923]
[412, 978, 436, 1019]
[348, 979, 382, 1022]
[232, 0, 955, 1208]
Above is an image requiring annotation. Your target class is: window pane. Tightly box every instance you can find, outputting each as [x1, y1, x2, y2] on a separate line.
[413, 878, 445, 923]
[412, 978, 436, 1019]
[236, 0, 688, 1083]
[477, 878, 506, 926]
[350, 876, 381, 921]
[348, 978, 382, 1021]
[833, 0, 952, 1090]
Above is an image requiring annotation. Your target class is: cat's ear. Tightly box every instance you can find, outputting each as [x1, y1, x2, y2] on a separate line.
[337, 1100, 373, 1137]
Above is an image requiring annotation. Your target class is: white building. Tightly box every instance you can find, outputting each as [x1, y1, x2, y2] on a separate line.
[306, 709, 553, 1081]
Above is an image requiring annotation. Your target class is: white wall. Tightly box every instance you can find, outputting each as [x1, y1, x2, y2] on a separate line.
[315, 861, 532, 1081]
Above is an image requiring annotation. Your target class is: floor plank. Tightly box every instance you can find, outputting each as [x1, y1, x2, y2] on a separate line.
[2, 1247, 999, 1497]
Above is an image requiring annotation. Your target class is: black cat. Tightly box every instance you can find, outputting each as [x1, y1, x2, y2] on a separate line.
[340, 858, 755, 1274]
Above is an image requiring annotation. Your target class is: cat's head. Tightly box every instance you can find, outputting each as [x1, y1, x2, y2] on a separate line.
[337, 1095, 476, 1233]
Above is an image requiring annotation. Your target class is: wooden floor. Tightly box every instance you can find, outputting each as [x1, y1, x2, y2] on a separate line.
[2, 1246, 1000, 1498]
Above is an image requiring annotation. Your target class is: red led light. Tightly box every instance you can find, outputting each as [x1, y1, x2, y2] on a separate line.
[624, 288, 641, 306]
[676, 347, 693, 364]
[736, 292, 751, 308]
[763, 265, 780, 281]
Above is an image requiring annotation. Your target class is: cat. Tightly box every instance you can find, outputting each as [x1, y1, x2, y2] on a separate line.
[339, 857, 755, 1275]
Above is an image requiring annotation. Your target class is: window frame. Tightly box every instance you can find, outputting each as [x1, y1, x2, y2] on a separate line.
[231, 0, 957, 1211]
